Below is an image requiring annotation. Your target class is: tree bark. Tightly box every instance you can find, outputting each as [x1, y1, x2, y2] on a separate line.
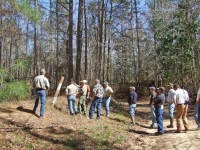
[67, 0, 74, 82]
[76, 0, 84, 82]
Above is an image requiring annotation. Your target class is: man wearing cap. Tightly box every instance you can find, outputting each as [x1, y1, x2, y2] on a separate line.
[166, 83, 176, 128]
[154, 87, 165, 135]
[66, 79, 79, 115]
[89, 79, 104, 119]
[33, 68, 50, 118]
[103, 82, 114, 117]
[149, 86, 157, 128]
[128, 86, 138, 125]
[174, 84, 189, 133]
[194, 81, 200, 130]
[77, 80, 87, 115]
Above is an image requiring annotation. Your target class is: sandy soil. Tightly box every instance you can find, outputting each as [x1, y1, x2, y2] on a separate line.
[0, 96, 200, 150]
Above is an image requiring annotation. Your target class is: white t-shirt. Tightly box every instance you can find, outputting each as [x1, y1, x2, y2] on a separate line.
[175, 88, 185, 104]
[167, 89, 176, 103]
[104, 86, 113, 97]
[34, 75, 50, 90]
[66, 84, 78, 96]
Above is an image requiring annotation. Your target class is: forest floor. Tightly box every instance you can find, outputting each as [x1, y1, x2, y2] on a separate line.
[0, 96, 200, 150]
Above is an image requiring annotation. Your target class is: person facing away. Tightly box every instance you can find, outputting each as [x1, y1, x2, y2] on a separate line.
[149, 86, 157, 128]
[174, 84, 189, 133]
[33, 68, 50, 118]
[66, 79, 79, 115]
[77, 80, 87, 115]
[103, 82, 114, 117]
[88, 79, 104, 119]
[194, 80, 200, 130]
[166, 83, 176, 128]
[154, 87, 165, 135]
[128, 86, 137, 125]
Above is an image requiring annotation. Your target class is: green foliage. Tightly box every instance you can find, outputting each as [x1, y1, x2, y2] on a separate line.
[9, 0, 44, 23]
[0, 81, 29, 101]
[155, 1, 199, 81]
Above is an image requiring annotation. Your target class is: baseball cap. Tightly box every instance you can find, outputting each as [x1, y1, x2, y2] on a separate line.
[167, 83, 173, 87]
[130, 86, 135, 90]
[40, 68, 46, 75]
[149, 86, 156, 90]
[81, 80, 87, 84]
[158, 87, 165, 91]
[104, 82, 109, 85]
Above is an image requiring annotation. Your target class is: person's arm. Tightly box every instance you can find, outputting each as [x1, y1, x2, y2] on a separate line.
[74, 82, 80, 88]
[196, 90, 200, 103]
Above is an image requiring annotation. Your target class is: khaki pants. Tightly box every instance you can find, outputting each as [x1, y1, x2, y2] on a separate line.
[176, 104, 189, 131]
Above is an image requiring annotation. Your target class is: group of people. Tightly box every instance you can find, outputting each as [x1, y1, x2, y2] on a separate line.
[32, 69, 200, 135]
[148, 82, 200, 135]
[32, 68, 114, 119]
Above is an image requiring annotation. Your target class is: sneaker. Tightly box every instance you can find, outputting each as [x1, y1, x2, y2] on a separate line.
[39, 116, 44, 119]
[106, 114, 109, 117]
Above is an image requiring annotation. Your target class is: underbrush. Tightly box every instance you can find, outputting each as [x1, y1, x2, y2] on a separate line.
[0, 81, 30, 102]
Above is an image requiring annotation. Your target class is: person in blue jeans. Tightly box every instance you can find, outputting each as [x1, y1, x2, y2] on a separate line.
[128, 86, 138, 125]
[154, 87, 165, 135]
[166, 83, 176, 128]
[194, 81, 200, 130]
[66, 79, 79, 115]
[89, 79, 104, 119]
[33, 69, 50, 118]
[103, 82, 114, 117]
[149, 86, 157, 128]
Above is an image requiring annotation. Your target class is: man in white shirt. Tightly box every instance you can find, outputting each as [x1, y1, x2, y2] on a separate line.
[166, 83, 176, 128]
[66, 79, 78, 115]
[77, 80, 87, 115]
[174, 84, 189, 133]
[194, 81, 200, 130]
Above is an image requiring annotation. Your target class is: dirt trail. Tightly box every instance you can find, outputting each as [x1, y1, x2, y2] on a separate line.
[0, 97, 200, 150]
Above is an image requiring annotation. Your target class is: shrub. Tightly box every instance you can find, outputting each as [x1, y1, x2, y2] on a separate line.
[0, 81, 30, 102]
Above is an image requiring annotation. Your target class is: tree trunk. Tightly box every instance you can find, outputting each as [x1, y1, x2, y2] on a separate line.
[84, 0, 88, 79]
[67, 0, 74, 82]
[34, 0, 39, 76]
[76, 0, 83, 82]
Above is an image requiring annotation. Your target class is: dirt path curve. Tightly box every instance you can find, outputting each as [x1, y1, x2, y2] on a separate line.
[130, 101, 200, 150]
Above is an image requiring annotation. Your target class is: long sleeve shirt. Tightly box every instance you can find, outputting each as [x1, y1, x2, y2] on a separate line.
[128, 91, 137, 105]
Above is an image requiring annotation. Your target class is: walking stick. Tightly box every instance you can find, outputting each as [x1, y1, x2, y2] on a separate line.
[52, 76, 65, 105]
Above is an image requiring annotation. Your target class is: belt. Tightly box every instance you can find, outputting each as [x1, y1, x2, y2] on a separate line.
[36, 88, 45, 90]
[177, 103, 184, 105]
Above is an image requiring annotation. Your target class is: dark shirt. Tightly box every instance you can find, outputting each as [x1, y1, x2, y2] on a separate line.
[128, 90, 137, 105]
[154, 92, 165, 109]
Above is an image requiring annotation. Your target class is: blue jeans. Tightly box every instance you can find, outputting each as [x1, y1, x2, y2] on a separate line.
[194, 101, 200, 126]
[155, 108, 164, 134]
[33, 90, 46, 117]
[103, 97, 111, 115]
[68, 95, 78, 115]
[129, 104, 136, 116]
[89, 97, 102, 119]
[168, 102, 175, 118]
[150, 105, 157, 126]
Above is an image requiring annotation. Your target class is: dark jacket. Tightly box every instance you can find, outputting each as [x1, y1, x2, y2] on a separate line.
[128, 90, 137, 105]
[154, 92, 165, 109]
